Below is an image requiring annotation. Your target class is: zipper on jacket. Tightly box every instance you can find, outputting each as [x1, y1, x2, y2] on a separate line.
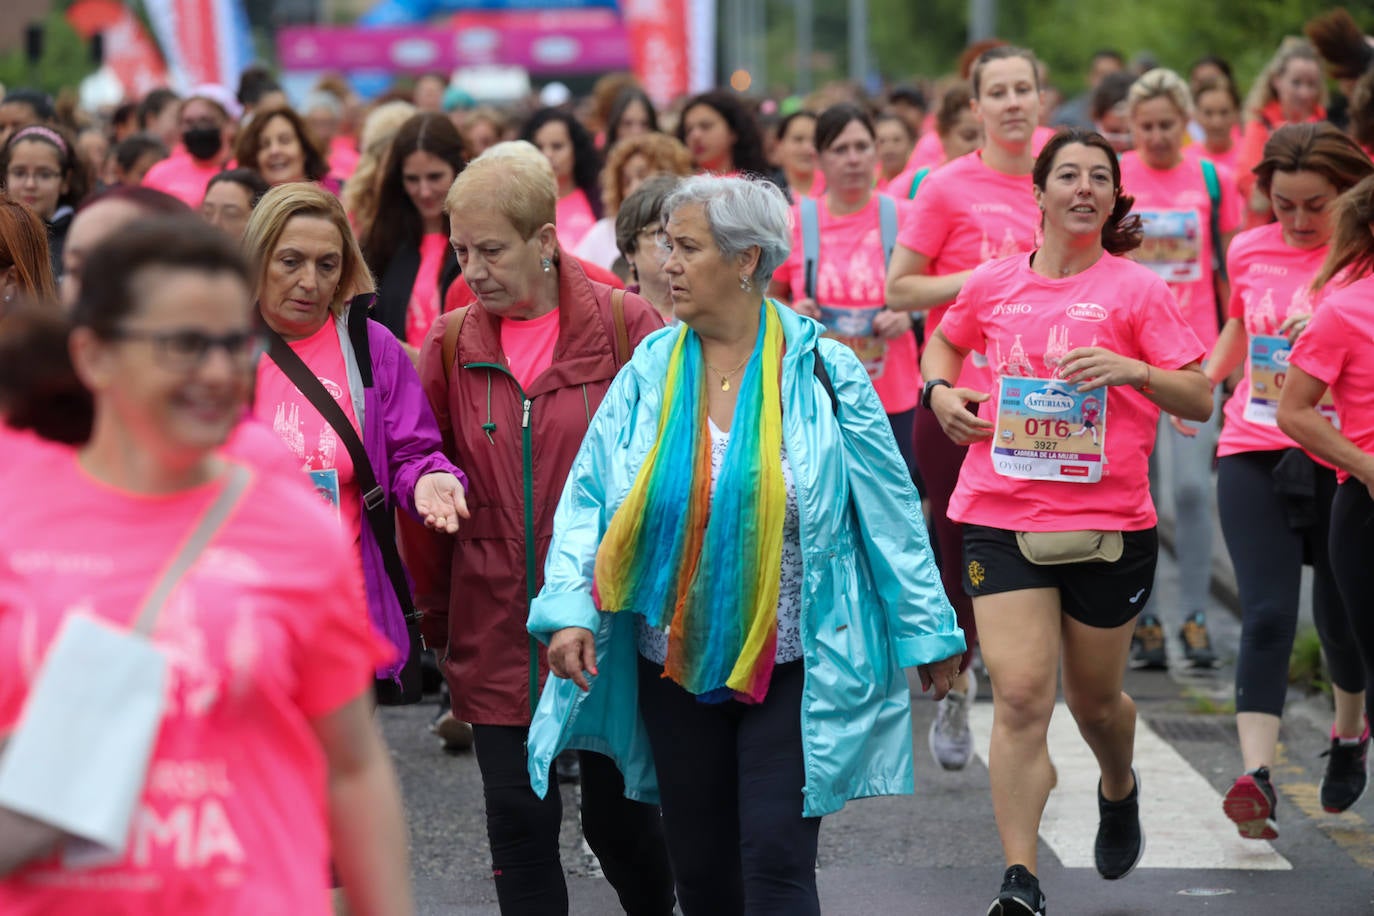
[465, 362, 541, 720]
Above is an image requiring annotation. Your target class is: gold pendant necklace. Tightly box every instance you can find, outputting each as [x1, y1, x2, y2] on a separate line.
[705, 354, 751, 391]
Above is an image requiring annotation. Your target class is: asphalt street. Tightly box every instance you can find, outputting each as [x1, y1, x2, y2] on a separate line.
[381, 545, 1374, 915]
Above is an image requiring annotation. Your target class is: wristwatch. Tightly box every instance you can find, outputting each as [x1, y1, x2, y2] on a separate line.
[921, 378, 952, 410]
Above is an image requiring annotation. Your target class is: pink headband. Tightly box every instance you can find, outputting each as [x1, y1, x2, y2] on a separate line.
[9, 126, 68, 157]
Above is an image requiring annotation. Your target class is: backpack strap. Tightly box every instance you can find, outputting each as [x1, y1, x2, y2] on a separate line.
[907, 166, 931, 200]
[346, 293, 376, 388]
[800, 196, 820, 301]
[812, 350, 839, 416]
[441, 306, 469, 387]
[878, 194, 898, 268]
[611, 287, 630, 367]
[1200, 158, 1226, 282]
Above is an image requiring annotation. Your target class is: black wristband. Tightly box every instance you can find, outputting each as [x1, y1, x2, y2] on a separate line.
[921, 378, 952, 410]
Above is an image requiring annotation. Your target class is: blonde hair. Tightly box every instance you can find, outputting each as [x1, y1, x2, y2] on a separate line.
[1127, 67, 1193, 118]
[343, 100, 417, 229]
[1244, 37, 1327, 121]
[600, 133, 693, 214]
[244, 183, 374, 317]
[446, 152, 556, 241]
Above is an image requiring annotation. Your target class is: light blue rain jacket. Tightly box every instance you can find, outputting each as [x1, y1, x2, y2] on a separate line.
[526, 302, 965, 817]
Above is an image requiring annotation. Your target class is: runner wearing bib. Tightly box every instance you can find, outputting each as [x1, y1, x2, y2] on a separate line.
[1204, 124, 1373, 838]
[922, 129, 1211, 915]
[1120, 68, 1242, 669]
[770, 103, 921, 491]
[885, 47, 1044, 773]
[1278, 173, 1374, 841]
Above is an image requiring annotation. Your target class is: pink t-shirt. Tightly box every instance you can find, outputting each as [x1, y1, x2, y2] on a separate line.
[141, 152, 223, 207]
[0, 457, 390, 915]
[1288, 274, 1374, 483]
[252, 320, 361, 541]
[777, 195, 919, 413]
[556, 188, 597, 251]
[1119, 151, 1242, 353]
[1184, 141, 1240, 179]
[500, 307, 561, 390]
[895, 150, 1041, 334]
[1217, 223, 1328, 458]
[406, 233, 449, 349]
[328, 136, 360, 182]
[906, 131, 945, 173]
[940, 252, 1205, 531]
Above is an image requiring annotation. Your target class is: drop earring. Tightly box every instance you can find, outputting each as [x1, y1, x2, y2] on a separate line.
[739, 275, 752, 292]
[541, 257, 553, 273]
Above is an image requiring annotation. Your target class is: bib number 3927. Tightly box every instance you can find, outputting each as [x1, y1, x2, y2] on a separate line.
[992, 376, 1106, 483]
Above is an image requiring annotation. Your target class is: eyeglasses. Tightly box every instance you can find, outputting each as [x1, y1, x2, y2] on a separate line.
[6, 168, 61, 186]
[107, 327, 263, 372]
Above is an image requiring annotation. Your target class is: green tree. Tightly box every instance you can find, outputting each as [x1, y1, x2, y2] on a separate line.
[0, 9, 94, 98]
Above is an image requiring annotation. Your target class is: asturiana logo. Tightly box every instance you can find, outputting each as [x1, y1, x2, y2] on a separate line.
[1066, 302, 1108, 322]
[1273, 347, 1291, 367]
[1023, 387, 1076, 413]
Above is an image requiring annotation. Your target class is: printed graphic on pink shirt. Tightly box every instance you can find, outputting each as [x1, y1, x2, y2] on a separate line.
[939, 253, 1204, 531]
[0, 459, 388, 915]
[1288, 274, 1374, 483]
[777, 195, 920, 412]
[1217, 223, 1333, 458]
[1120, 152, 1241, 353]
[252, 321, 361, 539]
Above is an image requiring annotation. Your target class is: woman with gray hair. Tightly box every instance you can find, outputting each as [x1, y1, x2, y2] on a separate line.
[615, 174, 681, 323]
[527, 174, 964, 914]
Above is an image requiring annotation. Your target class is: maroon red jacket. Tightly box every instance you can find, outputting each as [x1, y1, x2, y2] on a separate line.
[412, 256, 663, 725]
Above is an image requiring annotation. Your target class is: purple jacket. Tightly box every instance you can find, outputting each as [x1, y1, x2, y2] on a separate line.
[341, 316, 465, 681]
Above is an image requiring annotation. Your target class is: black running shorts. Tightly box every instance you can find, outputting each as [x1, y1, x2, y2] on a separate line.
[961, 525, 1159, 629]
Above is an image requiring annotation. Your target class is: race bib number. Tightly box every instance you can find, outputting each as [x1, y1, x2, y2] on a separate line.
[1244, 334, 1339, 428]
[1136, 208, 1202, 283]
[309, 468, 342, 522]
[992, 376, 1106, 483]
[818, 303, 888, 380]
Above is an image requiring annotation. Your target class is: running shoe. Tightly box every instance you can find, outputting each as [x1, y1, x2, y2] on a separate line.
[1178, 612, 1216, 668]
[1223, 766, 1278, 840]
[1095, 767, 1144, 880]
[987, 864, 1046, 916]
[1129, 614, 1167, 670]
[431, 709, 475, 753]
[929, 671, 976, 771]
[1320, 726, 1370, 813]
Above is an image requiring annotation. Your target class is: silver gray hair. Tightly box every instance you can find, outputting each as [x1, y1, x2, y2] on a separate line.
[662, 175, 792, 288]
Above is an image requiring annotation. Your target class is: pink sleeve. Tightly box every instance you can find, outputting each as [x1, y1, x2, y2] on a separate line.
[895, 179, 950, 258]
[1133, 272, 1206, 369]
[291, 538, 395, 719]
[938, 266, 984, 352]
[1225, 242, 1246, 320]
[1289, 305, 1348, 388]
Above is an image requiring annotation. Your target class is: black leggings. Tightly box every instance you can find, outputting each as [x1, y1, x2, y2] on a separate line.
[472, 725, 675, 916]
[636, 657, 821, 916]
[1217, 451, 1364, 715]
[886, 407, 927, 499]
[1329, 481, 1374, 724]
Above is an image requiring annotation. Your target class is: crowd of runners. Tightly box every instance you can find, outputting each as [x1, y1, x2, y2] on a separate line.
[3, 7, 1374, 916]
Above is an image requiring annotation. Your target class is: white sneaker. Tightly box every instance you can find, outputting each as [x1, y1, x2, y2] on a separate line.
[929, 670, 976, 771]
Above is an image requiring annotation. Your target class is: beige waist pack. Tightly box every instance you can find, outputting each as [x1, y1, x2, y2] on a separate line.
[1015, 530, 1124, 566]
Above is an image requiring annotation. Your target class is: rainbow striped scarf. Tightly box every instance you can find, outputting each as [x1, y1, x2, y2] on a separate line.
[594, 302, 786, 703]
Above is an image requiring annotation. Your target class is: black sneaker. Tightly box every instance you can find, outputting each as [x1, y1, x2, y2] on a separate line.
[987, 864, 1046, 916]
[1178, 612, 1216, 668]
[1130, 615, 1167, 670]
[1223, 766, 1278, 839]
[1321, 727, 1370, 813]
[1095, 768, 1144, 880]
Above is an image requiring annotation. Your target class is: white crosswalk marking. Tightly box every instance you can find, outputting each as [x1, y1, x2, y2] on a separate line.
[968, 703, 1292, 870]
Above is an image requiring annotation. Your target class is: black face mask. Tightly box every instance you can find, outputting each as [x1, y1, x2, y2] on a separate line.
[182, 126, 222, 161]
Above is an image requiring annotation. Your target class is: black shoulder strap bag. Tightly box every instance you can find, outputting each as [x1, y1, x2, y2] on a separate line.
[265, 296, 424, 705]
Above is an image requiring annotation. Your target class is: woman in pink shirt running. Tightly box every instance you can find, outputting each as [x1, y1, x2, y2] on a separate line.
[885, 46, 1046, 774]
[1205, 124, 1373, 840]
[922, 129, 1211, 914]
